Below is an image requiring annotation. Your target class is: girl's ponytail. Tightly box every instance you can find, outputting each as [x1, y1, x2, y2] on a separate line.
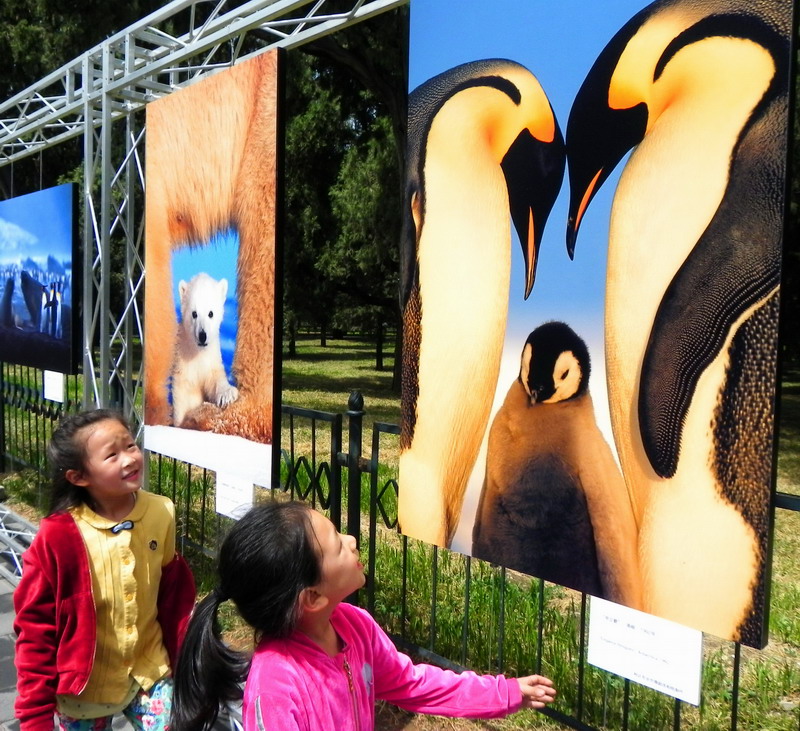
[171, 590, 249, 731]
[171, 501, 323, 729]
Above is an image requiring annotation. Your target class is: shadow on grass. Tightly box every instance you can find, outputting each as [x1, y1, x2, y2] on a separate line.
[283, 335, 397, 363]
[283, 371, 398, 400]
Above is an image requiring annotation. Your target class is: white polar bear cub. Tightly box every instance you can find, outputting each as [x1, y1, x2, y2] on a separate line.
[172, 272, 239, 427]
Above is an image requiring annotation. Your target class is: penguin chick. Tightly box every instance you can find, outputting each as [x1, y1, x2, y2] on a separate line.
[473, 322, 642, 607]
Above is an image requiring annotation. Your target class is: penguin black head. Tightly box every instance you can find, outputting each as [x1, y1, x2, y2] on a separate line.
[519, 321, 590, 405]
[564, 5, 651, 258]
[401, 59, 566, 308]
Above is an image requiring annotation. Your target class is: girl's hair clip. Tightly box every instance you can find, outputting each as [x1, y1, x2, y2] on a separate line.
[110, 520, 134, 534]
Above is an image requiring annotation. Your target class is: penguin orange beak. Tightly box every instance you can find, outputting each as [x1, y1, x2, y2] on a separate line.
[565, 89, 648, 259]
[566, 168, 603, 259]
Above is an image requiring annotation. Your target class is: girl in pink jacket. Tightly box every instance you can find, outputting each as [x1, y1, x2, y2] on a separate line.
[172, 501, 556, 730]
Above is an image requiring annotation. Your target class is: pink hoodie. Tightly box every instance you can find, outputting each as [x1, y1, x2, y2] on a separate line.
[243, 602, 522, 730]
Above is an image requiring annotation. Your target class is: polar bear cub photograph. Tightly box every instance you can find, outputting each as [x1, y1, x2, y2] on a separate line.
[172, 272, 239, 428]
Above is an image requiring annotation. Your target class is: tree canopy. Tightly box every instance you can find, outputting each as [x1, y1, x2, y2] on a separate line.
[282, 9, 407, 383]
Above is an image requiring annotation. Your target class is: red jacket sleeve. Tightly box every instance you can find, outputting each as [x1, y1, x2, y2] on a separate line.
[157, 552, 196, 669]
[13, 536, 59, 731]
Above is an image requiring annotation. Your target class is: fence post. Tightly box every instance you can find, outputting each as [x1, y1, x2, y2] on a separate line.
[346, 390, 364, 547]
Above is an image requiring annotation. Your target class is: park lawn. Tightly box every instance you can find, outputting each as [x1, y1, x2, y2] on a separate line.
[281, 333, 400, 423]
[281, 333, 402, 469]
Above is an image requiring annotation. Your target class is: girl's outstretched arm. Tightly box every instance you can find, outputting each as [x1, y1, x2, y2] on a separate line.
[515, 675, 557, 710]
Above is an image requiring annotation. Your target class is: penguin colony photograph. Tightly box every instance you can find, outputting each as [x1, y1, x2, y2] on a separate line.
[0, 184, 76, 373]
[398, 0, 792, 648]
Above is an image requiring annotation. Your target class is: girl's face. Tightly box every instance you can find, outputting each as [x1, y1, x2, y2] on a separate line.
[309, 509, 366, 603]
[70, 419, 143, 505]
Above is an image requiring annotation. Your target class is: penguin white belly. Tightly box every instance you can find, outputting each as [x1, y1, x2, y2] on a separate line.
[607, 117, 726, 522]
[398, 139, 510, 546]
[606, 40, 774, 521]
[605, 41, 774, 635]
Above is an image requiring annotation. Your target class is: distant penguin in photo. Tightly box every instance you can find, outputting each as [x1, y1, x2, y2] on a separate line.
[20, 271, 44, 330]
[1, 278, 14, 328]
[54, 282, 63, 338]
[40, 287, 50, 334]
[473, 322, 642, 607]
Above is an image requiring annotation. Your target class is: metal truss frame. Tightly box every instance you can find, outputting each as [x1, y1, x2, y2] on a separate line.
[0, 0, 406, 430]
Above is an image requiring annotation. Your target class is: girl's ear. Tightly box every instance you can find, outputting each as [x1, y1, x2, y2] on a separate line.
[65, 469, 90, 487]
[299, 587, 330, 614]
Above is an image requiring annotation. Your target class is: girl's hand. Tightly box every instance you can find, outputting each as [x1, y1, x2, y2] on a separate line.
[516, 675, 557, 709]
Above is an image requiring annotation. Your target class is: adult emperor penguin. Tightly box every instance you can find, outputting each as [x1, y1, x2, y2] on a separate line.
[565, 0, 790, 645]
[20, 271, 45, 330]
[399, 59, 566, 547]
[472, 322, 642, 607]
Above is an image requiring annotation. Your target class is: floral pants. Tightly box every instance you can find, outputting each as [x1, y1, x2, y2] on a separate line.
[58, 678, 173, 731]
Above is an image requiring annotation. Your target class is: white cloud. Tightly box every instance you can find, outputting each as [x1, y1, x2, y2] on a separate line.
[0, 217, 38, 251]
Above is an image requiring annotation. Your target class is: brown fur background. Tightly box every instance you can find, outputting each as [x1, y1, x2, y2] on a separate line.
[144, 51, 280, 443]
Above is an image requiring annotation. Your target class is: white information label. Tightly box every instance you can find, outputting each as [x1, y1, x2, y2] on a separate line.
[215, 474, 253, 520]
[43, 370, 65, 403]
[144, 426, 272, 488]
[588, 597, 703, 706]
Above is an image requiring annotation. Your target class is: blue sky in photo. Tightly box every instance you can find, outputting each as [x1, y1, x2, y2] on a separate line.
[0, 183, 74, 265]
[409, 0, 650, 337]
[409, 0, 649, 430]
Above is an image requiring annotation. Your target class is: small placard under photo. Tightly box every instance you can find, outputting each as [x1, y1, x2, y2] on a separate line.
[215, 473, 253, 520]
[43, 370, 65, 403]
[588, 597, 703, 706]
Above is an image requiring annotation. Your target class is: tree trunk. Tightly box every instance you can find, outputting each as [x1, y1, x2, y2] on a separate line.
[287, 315, 297, 358]
[376, 313, 384, 371]
[391, 308, 402, 393]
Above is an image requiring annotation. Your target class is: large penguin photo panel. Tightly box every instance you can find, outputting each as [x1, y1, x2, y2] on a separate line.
[398, 0, 793, 647]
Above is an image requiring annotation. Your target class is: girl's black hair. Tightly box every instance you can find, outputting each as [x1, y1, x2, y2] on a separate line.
[46, 408, 132, 516]
[172, 501, 322, 731]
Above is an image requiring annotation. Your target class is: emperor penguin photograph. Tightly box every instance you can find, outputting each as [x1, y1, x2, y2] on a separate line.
[402, 0, 791, 647]
[564, 0, 791, 646]
[472, 322, 642, 608]
[398, 59, 565, 548]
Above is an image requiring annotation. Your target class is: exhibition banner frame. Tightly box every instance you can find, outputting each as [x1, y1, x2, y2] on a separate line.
[0, 183, 80, 374]
[399, 0, 793, 648]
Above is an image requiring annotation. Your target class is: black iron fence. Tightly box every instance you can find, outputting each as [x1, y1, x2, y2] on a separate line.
[2, 364, 800, 731]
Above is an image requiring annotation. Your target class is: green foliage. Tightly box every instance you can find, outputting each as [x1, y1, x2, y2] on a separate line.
[0, 0, 166, 100]
[282, 10, 405, 358]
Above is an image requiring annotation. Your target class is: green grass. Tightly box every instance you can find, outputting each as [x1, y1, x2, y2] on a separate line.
[777, 372, 800, 497]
